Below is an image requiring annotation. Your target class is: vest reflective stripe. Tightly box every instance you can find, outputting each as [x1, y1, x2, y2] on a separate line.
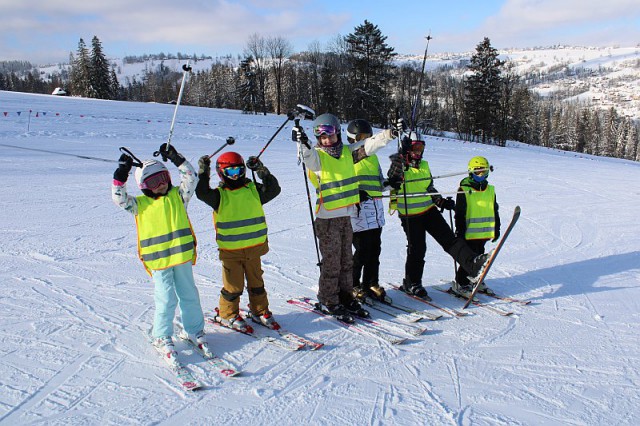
[313, 146, 360, 212]
[214, 182, 268, 250]
[354, 155, 383, 198]
[463, 184, 496, 240]
[397, 160, 435, 216]
[135, 187, 196, 274]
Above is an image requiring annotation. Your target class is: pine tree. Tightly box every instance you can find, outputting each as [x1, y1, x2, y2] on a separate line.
[344, 20, 396, 125]
[90, 36, 112, 99]
[464, 37, 504, 143]
[70, 39, 91, 97]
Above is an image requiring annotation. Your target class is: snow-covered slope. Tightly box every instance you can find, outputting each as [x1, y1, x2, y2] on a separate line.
[1, 91, 639, 424]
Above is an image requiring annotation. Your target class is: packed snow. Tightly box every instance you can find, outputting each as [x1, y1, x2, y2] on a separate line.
[1, 90, 639, 425]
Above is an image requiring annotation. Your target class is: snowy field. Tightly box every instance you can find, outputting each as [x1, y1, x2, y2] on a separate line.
[1, 91, 639, 425]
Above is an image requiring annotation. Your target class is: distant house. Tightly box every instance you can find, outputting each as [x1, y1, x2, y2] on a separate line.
[51, 87, 67, 96]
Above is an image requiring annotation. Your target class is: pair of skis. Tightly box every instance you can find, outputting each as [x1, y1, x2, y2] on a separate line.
[147, 327, 240, 392]
[206, 309, 324, 351]
[287, 297, 421, 345]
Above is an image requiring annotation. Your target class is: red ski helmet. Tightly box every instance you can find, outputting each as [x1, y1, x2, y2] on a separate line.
[216, 151, 246, 181]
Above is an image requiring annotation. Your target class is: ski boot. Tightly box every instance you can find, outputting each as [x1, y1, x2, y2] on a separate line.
[400, 279, 432, 302]
[316, 302, 355, 324]
[367, 284, 392, 303]
[345, 299, 370, 318]
[153, 336, 179, 365]
[450, 281, 474, 299]
[468, 252, 491, 283]
[251, 311, 281, 330]
[215, 308, 254, 333]
[352, 286, 368, 302]
[477, 281, 496, 296]
[179, 329, 213, 357]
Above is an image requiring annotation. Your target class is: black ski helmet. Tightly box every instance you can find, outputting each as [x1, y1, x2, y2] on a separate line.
[346, 119, 373, 143]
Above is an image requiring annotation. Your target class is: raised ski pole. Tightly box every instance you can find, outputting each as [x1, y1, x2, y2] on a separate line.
[255, 104, 316, 160]
[207, 136, 236, 159]
[163, 61, 192, 152]
[293, 117, 322, 268]
[410, 33, 432, 132]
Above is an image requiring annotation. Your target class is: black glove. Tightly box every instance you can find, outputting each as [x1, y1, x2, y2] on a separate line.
[198, 155, 211, 177]
[292, 126, 311, 149]
[113, 153, 133, 182]
[158, 143, 185, 166]
[387, 153, 405, 181]
[492, 230, 500, 243]
[246, 156, 263, 171]
[436, 197, 455, 211]
[401, 135, 413, 155]
[387, 176, 402, 190]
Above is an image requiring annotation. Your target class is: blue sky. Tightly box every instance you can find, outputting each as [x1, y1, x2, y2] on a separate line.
[1, 0, 639, 64]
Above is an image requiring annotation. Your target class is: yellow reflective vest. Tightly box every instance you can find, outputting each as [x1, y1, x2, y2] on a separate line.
[395, 160, 435, 217]
[214, 182, 268, 250]
[462, 183, 496, 240]
[135, 187, 197, 276]
[309, 146, 360, 212]
[354, 155, 383, 198]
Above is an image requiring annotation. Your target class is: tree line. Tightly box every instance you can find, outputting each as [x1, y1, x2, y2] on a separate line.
[1, 21, 638, 162]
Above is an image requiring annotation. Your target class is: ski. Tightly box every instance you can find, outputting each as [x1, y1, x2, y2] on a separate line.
[243, 309, 324, 350]
[433, 286, 513, 316]
[390, 284, 470, 317]
[360, 296, 441, 322]
[146, 332, 202, 392]
[463, 206, 521, 309]
[439, 279, 531, 306]
[287, 298, 407, 345]
[205, 314, 305, 351]
[174, 325, 241, 378]
[479, 291, 531, 306]
[356, 312, 428, 337]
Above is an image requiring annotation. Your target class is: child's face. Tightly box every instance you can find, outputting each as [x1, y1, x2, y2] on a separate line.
[151, 182, 169, 195]
[318, 133, 338, 147]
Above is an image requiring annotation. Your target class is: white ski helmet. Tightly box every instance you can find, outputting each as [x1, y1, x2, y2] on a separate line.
[134, 159, 169, 189]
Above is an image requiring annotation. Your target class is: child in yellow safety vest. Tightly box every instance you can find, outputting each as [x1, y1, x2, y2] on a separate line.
[112, 144, 209, 361]
[451, 156, 501, 298]
[292, 113, 402, 323]
[195, 151, 281, 333]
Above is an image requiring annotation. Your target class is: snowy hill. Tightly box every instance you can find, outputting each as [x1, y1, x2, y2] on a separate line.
[1, 90, 639, 424]
[36, 45, 640, 120]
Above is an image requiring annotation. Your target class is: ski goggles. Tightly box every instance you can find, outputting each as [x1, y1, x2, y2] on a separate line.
[222, 165, 245, 179]
[141, 170, 170, 190]
[471, 167, 488, 176]
[313, 124, 338, 137]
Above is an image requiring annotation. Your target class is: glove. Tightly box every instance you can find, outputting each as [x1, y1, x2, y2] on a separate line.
[401, 135, 412, 155]
[198, 155, 211, 176]
[247, 155, 271, 178]
[492, 230, 500, 243]
[246, 156, 263, 171]
[390, 117, 407, 138]
[292, 126, 311, 149]
[158, 143, 185, 166]
[435, 197, 455, 211]
[113, 153, 133, 182]
[387, 153, 405, 183]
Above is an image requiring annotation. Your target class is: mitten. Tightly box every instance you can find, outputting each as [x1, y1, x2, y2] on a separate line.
[113, 153, 133, 182]
[198, 155, 211, 176]
[158, 143, 185, 166]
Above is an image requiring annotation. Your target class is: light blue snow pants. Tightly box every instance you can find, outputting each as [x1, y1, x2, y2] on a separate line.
[151, 262, 205, 338]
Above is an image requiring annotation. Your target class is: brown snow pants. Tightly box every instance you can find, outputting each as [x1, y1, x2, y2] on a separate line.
[315, 216, 354, 306]
[217, 242, 270, 319]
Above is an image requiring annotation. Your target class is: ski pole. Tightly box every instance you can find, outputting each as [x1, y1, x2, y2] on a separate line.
[431, 166, 493, 180]
[293, 117, 322, 268]
[163, 61, 192, 152]
[254, 104, 315, 160]
[207, 136, 236, 159]
[447, 202, 458, 275]
[378, 189, 473, 199]
[0, 143, 143, 166]
[410, 33, 432, 133]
